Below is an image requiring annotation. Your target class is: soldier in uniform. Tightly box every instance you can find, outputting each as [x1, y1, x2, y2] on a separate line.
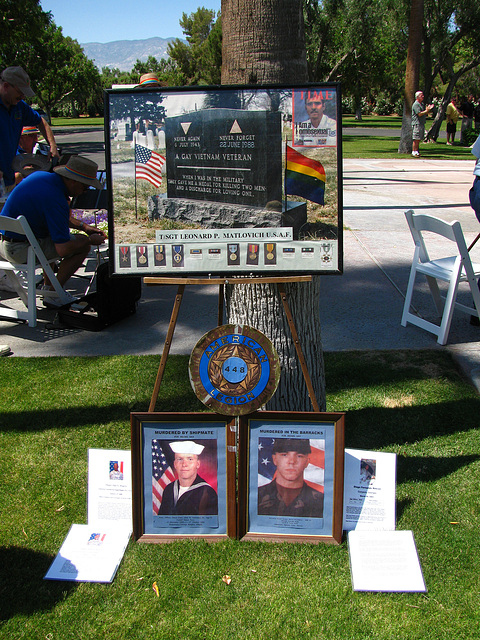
[258, 438, 324, 518]
[159, 441, 218, 516]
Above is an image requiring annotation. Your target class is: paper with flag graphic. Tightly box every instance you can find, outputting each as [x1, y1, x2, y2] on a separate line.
[87, 449, 132, 530]
[285, 145, 326, 205]
[258, 437, 325, 492]
[152, 440, 176, 515]
[135, 144, 165, 188]
[44, 524, 131, 583]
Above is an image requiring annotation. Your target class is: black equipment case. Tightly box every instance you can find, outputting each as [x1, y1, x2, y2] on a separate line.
[58, 262, 142, 331]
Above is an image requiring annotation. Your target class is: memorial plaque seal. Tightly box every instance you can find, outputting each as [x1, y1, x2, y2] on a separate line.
[189, 325, 280, 416]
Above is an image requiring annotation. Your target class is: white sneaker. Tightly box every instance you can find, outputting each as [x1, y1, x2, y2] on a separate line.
[0, 273, 17, 292]
[42, 289, 78, 309]
[0, 344, 11, 356]
[15, 271, 43, 287]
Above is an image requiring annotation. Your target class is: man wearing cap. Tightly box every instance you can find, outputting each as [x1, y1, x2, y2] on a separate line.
[18, 125, 41, 155]
[258, 438, 324, 518]
[0, 66, 59, 191]
[0, 155, 106, 289]
[159, 441, 218, 516]
[14, 126, 51, 185]
[411, 90, 434, 157]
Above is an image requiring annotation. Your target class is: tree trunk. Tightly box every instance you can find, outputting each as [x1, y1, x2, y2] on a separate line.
[221, 0, 308, 84]
[224, 278, 325, 410]
[398, 0, 424, 154]
[221, 0, 326, 411]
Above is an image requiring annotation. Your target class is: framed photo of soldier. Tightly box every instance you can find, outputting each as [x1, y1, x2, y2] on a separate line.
[131, 412, 236, 542]
[237, 412, 345, 545]
[105, 82, 342, 277]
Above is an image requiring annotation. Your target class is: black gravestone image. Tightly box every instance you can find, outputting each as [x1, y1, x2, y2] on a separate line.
[165, 108, 282, 209]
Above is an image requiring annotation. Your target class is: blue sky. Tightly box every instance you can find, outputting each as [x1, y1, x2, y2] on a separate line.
[39, 0, 221, 43]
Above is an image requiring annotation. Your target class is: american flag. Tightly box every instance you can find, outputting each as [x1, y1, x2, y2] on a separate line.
[109, 460, 123, 474]
[258, 437, 325, 493]
[88, 533, 106, 543]
[152, 440, 175, 514]
[135, 144, 165, 188]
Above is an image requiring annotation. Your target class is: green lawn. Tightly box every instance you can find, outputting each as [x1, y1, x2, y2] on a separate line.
[52, 116, 104, 127]
[51, 114, 475, 160]
[1, 352, 479, 639]
[342, 135, 473, 159]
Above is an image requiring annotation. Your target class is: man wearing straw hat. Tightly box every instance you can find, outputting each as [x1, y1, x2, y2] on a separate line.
[0, 66, 59, 192]
[0, 155, 106, 290]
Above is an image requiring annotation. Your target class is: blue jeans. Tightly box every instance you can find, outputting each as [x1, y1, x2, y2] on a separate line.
[469, 176, 480, 224]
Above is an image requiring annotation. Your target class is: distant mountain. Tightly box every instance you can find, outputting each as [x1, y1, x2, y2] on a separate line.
[81, 37, 178, 72]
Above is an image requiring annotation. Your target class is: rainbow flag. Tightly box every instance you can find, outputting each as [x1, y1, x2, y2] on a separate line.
[285, 145, 326, 205]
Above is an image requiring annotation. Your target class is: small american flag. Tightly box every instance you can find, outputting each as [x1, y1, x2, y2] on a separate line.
[88, 533, 106, 544]
[135, 144, 165, 188]
[152, 440, 175, 514]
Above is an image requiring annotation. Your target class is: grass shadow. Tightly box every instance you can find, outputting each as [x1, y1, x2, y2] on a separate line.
[0, 546, 77, 621]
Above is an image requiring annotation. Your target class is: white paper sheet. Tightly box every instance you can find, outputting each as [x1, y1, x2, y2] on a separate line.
[44, 524, 131, 583]
[348, 530, 426, 592]
[343, 448, 396, 531]
[87, 448, 132, 529]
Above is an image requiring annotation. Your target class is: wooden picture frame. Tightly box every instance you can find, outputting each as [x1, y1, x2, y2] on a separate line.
[131, 412, 236, 542]
[238, 411, 345, 544]
[105, 83, 343, 277]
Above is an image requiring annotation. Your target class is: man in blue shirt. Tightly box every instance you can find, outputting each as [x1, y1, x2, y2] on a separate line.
[0, 155, 106, 288]
[0, 66, 58, 190]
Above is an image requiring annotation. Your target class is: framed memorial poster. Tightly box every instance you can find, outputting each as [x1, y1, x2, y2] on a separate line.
[238, 411, 345, 544]
[105, 82, 343, 277]
[131, 412, 236, 542]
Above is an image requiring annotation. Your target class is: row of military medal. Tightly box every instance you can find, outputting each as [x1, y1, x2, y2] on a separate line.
[118, 243, 283, 268]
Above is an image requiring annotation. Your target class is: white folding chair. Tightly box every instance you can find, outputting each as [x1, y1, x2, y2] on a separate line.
[0, 215, 75, 327]
[401, 210, 480, 345]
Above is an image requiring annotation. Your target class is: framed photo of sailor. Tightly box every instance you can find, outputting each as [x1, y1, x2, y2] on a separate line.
[131, 412, 236, 542]
[238, 411, 345, 544]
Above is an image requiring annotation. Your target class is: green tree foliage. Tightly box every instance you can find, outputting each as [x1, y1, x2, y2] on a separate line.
[304, 0, 407, 116]
[0, 0, 51, 71]
[423, 0, 480, 140]
[168, 7, 222, 84]
[1, 0, 102, 118]
[34, 25, 102, 120]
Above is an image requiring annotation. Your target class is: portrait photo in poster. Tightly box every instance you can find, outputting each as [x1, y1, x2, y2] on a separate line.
[105, 83, 342, 277]
[238, 412, 345, 544]
[292, 88, 337, 148]
[130, 413, 236, 542]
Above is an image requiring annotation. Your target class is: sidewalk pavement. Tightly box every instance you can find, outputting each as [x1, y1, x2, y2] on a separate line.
[1, 158, 479, 392]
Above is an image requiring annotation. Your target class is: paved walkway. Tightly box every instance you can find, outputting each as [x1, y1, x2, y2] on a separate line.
[1, 153, 479, 391]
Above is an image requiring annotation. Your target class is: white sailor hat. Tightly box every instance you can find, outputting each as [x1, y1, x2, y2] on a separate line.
[170, 440, 205, 455]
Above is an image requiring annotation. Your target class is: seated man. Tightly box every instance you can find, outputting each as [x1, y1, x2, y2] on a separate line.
[14, 125, 51, 184]
[0, 155, 106, 293]
[18, 125, 42, 155]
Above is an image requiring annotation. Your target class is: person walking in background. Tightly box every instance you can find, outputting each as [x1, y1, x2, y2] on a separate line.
[446, 97, 459, 146]
[474, 99, 480, 132]
[411, 91, 433, 157]
[460, 95, 475, 143]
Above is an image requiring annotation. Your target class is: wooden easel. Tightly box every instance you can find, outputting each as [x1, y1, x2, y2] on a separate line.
[145, 275, 320, 412]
